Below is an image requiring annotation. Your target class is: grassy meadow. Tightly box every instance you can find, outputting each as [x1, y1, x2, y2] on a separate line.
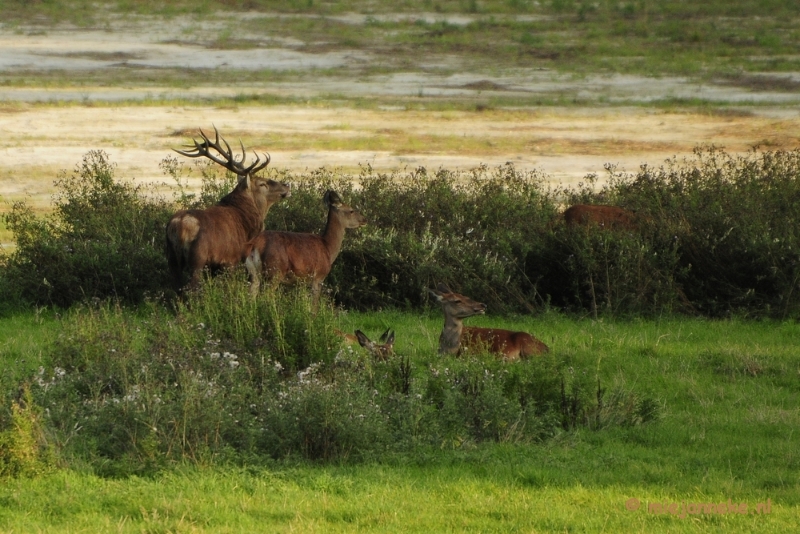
[1, 0, 799, 96]
[1, 308, 798, 532]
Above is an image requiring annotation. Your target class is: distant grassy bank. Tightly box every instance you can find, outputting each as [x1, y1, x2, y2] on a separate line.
[1, 1, 798, 89]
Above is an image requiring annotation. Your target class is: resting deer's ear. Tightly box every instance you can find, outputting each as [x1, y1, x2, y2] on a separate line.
[428, 288, 444, 301]
[378, 328, 394, 343]
[436, 282, 452, 294]
[384, 330, 395, 347]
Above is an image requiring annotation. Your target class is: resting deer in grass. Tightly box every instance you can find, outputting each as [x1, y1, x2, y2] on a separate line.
[166, 127, 291, 291]
[429, 283, 549, 361]
[335, 328, 395, 360]
[563, 204, 638, 231]
[355, 328, 395, 360]
[244, 190, 366, 304]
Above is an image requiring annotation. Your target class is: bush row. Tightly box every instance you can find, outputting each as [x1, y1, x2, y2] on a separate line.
[3, 147, 800, 317]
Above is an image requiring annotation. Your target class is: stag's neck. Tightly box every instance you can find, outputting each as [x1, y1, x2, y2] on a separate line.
[438, 315, 464, 354]
[219, 187, 266, 235]
[321, 210, 347, 264]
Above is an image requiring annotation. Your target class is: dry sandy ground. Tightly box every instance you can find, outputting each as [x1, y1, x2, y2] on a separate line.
[1, 104, 799, 212]
[1, 13, 799, 217]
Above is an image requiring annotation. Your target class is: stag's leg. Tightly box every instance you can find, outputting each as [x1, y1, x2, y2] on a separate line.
[166, 242, 184, 291]
[245, 248, 262, 298]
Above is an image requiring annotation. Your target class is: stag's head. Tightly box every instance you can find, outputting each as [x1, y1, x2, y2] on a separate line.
[429, 283, 486, 320]
[324, 190, 367, 229]
[248, 177, 291, 217]
[176, 126, 290, 217]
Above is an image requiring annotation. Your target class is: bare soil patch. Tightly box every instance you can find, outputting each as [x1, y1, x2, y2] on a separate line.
[1, 105, 798, 216]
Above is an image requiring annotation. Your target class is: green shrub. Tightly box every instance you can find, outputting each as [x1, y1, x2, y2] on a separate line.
[1, 151, 172, 309]
[5, 147, 800, 317]
[609, 148, 800, 317]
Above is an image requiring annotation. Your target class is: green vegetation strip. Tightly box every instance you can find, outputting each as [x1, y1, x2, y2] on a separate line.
[0, 310, 798, 532]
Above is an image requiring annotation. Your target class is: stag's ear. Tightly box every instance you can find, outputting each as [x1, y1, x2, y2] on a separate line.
[323, 190, 343, 208]
[436, 282, 452, 294]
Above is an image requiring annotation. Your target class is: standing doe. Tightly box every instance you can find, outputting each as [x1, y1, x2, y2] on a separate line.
[166, 127, 290, 291]
[429, 283, 549, 361]
[244, 190, 366, 304]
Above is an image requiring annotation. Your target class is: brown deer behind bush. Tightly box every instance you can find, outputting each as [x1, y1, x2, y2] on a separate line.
[166, 127, 291, 291]
[563, 204, 638, 230]
[429, 283, 549, 361]
[244, 190, 366, 304]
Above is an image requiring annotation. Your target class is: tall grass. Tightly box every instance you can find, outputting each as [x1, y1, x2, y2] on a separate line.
[22, 280, 650, 473]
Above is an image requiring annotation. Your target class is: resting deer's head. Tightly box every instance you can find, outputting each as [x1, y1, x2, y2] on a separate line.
[355, 328, 395, 360]
[428, 283, 486, 320]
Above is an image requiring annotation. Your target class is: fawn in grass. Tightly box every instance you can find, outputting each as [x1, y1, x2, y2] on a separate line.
[336, 328, 395, 360]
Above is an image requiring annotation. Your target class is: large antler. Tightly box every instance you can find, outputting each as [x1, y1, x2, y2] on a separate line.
[175, 126, 270, 176]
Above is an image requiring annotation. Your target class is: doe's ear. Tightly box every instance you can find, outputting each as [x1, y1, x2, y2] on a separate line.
[428, 288, 444, 302]
[323, 190, 342, 208]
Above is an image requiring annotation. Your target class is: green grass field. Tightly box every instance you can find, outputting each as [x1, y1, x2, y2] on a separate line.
[1, 309, 798, 532]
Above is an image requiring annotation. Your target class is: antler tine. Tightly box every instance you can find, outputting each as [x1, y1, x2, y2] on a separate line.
[174, 126, 259, 176]
[247, 151, 271, 175]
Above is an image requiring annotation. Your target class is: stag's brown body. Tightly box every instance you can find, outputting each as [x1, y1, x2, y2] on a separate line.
[166, 178, 289, 290]
[429, 284, 549, 361]
[165, 127, 290, 290]
[564, 204, 637, 230]
[244, 190, 366, 302]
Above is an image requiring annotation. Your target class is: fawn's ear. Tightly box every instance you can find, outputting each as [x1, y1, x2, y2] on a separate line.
[384, 330, 395, 347]
[436, 282, 452, 294]
[379, 328, 392, 343]
[355, 330, 372, 348]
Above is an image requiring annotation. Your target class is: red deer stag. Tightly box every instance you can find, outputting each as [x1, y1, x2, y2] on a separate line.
[166, 127, 291, 291]
[564, 204, 638, 230]
[428, 283, 549, 361]
[244, 190, 366, 304]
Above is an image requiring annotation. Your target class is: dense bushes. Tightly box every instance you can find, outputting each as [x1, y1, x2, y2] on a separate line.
[3, 147, 800, 317]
